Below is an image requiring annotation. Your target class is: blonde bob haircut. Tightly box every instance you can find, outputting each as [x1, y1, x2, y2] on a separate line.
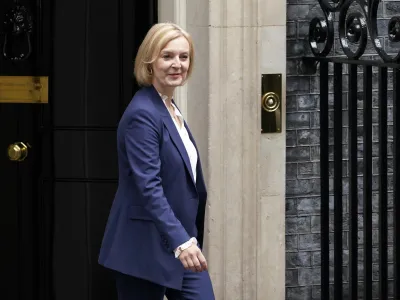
[134, 22, 194, 86]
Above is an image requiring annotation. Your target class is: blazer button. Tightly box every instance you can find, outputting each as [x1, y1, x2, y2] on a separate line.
[160, 235, 169, 247]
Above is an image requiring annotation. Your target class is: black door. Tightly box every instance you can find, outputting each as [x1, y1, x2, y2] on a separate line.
[0, 1, 157, 299]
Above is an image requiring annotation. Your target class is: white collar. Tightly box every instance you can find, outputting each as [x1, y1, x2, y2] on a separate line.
[159, 93, 183, 119]
[159, 93, 169, 102]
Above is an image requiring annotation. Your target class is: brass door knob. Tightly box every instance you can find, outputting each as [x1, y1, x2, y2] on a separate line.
[7, 142, 29, 161]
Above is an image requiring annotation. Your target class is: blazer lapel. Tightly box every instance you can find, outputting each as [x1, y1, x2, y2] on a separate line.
[146, 86, 196, 186]
[184, 122, 206, 192]
[171, 99, 200, 154]
[184, 122, 198, 151]
[172, 100, 205, 190]
[162, 116, 196, 185]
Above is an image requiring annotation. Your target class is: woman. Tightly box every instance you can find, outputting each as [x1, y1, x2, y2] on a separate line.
[98, 23, 215, 300]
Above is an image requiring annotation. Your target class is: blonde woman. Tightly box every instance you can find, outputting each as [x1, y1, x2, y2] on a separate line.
[98, 23, 215, 300]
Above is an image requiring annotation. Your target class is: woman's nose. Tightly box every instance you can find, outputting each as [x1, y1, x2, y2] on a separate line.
[171, 57, 181, 68]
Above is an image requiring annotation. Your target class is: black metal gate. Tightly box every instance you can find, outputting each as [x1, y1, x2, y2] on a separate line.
[303, 0, 400, 299]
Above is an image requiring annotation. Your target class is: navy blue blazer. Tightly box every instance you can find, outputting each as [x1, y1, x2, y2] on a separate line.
[98, 85, 207, 289]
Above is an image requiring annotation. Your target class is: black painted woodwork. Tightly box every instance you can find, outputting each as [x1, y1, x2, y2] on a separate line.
[0, 1, 157, 299]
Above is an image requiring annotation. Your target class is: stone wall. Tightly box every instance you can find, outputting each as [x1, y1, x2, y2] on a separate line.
[286, 1, 397, 299]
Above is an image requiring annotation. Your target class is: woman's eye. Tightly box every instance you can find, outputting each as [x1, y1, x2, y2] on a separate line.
[180, 56, 188, 60]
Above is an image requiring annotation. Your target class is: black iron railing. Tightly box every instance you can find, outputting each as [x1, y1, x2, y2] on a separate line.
[303, 0, 400, 299]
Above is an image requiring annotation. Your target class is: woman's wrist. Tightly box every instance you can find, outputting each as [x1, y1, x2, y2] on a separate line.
[174, 237, 198, 258]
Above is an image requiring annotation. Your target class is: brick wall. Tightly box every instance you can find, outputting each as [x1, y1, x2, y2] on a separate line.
[286, 1, 396, 299]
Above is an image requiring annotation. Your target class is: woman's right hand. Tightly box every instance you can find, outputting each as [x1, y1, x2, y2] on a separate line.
[178, 244, 208, 273]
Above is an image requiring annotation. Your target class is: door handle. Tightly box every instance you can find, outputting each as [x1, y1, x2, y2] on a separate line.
[2, 4, 33, 61]
[7, 142, 30, 161]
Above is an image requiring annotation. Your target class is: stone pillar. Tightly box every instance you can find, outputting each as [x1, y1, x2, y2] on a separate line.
[258, 0, 287, 298]
[204, 1, 260, 299]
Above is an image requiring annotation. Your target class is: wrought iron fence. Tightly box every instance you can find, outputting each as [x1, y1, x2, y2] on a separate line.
[303, 0, 400, 299]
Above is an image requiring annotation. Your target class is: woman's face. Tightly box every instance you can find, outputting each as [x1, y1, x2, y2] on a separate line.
[151, 36, 190, 94]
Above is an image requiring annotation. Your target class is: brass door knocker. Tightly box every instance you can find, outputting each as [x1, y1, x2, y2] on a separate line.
[2, 3, 33, 61]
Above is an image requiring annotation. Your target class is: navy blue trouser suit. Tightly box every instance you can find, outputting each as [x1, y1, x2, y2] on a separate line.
[99, 86, 214, 299]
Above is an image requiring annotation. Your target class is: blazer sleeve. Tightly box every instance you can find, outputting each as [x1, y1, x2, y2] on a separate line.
[124, 108, 190, 251]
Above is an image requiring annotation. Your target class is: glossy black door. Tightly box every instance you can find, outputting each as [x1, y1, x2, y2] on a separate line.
[51, 1, 157, 300]
[0, 1, 52, 300]
[0, 0, 157, 299]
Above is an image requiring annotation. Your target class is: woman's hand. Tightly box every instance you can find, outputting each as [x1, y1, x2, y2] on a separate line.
[178, 244, 208, 273]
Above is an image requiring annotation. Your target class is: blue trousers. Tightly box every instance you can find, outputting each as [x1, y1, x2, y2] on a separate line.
[114, 270, 215, 300]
